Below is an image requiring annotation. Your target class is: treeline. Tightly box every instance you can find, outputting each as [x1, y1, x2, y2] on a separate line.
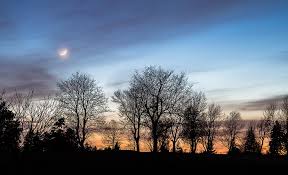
[0, 66, 288, 156]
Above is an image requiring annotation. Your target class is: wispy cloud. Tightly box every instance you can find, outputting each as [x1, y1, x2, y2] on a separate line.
[0, 55, 58, 96]
[2, 0, 285, 65]
[238, 95, 288, 111]
[106, 80, 129, 88]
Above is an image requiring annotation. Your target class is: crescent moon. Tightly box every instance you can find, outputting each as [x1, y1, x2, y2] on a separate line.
[58, 48, 69, 59]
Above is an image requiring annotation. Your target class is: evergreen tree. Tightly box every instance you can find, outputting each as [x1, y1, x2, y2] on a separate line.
[43, 118, 79, 152]
[244, 126, 260, 154]
[269, 121, 284, 155]
[0, 101, 21, 153]
[23, 131, 43, 152]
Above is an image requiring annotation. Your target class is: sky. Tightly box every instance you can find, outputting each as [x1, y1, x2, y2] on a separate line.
[1, 0, 288, 119]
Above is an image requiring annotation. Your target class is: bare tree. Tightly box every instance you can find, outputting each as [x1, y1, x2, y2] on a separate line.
[2, 90, 59, 148]
[9, 90, 34, 131]
[221, 111, 244, 153]
[102, 120, 122, 149]
[169, 115, 183, 153]
[27, 96, 59, 135]
[157, 119, 173, 152]
[263, 103, 277, 122]
[182, 91, 207, 154]
[131, 66, 189, 152]
[202, 103, 223, 153]
[257, 103, 277, 153]
[57, 72, 108, 149]
[112, 87, 144, 152]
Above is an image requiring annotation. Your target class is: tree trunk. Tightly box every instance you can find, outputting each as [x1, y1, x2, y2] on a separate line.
[81, 119, 87, 149]
[172, 140, 176, 153]
[135, 137, 140, 152]
[76, 115, 81, 147]
[136, 121, 141, 152]
[191, 139, 197, 154]
[207, 139, 213, 153]
[152, 126, 158, 152]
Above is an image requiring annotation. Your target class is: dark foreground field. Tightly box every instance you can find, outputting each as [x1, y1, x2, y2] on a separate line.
[1, 151, 288, 173]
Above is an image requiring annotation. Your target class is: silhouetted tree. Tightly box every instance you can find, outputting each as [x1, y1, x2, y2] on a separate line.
[202, 103, 222, 154]
[169, 115, 183, 153]
[7, 91, 59, 148]
[221, 111, 244, 153]
[23, 131, 43, 152]
[83, 143, 97, 152]
[57, 72, 108, 149]
[27, 96, 59, 135]
[244, 126, 260, 154]
[0, 100, 21, 153]
[102, 120, 122, 149]
[131, 66, 190, 152]
[182, 91, 207, 153]
[114, 142, 120, 151]
[43, 118, 79, 152]
[8, 90, 33, 132]
[157, 119, 172, 152]
[112, 87, 144, 152]
[269, 121, 284, 156]
[280, 96, 288, 155]
[257, 103, 277, 153]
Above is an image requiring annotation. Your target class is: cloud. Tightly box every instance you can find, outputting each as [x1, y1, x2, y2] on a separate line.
[238, 95, 288, 111]
[3, 0, 286, 65]
[0, 55, 58, 96]
[106, 80, 129, 88]
[1, 0, 287, 95]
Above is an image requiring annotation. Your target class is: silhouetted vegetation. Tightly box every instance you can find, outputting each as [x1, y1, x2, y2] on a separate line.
[57, 72, 108, 149]
[0, 100, 21, 153]
[244, 126, 260, 154]
[0, 67, 288, 165]
[43, 118, 79, 152]
[181, 91, 206, 154]
[221, 111, 243, 154]
[269, 121, 285, 155]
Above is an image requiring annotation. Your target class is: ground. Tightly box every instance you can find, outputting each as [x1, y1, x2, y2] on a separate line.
[1, 151, 287, 173]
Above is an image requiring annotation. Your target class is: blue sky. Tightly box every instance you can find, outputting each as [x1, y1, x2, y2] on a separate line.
[1, 0, 288, 119]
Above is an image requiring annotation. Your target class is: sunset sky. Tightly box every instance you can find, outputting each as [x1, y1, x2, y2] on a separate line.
[1, 0, 288, 119]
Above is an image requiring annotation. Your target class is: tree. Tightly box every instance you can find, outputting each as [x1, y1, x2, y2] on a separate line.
[202, 103, 222, 154]
[22, 96, 60, 151]
[6, 91, 58, 148]
[257, 103, 277, 153]
[57, 72, 108, 149]
[43, 118, 79, 152]
[269, 121, 284, 156]
[244, 126, 260, 154]
[280, 96, 288, 155]
[0, 100, 21, 153]
[8, 90, 33, 140]
[182, 91, 207, 154]
[102, 120, 122, 149]
[169, 115, 183, 153]
[112, 87, 144, 152]
[23, 130, 43, 152]
[131, 66, 189, 152]
[114, 142, 120, 151]
[221, 111, 244, 153]
[157, 119, 172, 152]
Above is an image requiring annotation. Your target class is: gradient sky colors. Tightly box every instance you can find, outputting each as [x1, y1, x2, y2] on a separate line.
[1, 0, 288, 119]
